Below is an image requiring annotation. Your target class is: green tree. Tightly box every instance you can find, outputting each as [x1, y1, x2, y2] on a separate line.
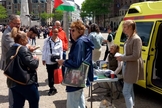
[40, 12, 54, 25]
[16, 11, 20, 15]
[81, 0, 112, 26]
[40, 12, 49, 25]
[0, 4, 7, 19]
[53, 10, 63, 21]
[49, 13, 54, 19]
[40, 12, 49, 20]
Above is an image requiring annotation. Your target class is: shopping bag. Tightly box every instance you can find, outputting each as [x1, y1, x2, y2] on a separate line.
[54, 68, 63, 84]
[62, 62, 90, 87]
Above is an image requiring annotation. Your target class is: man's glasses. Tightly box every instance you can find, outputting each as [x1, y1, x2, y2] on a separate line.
[12, 22, 21, 25]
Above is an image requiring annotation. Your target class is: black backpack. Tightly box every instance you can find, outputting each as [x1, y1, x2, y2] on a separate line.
[107, 32, 116, 42]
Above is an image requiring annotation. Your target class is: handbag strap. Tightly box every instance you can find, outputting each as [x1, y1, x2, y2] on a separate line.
[48, 37, 61, 54]
[10, 45, 22, 59]
[49, 38, 52, 54]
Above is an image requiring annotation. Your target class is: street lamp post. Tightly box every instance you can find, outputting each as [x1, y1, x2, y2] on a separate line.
[38, 5, 40, 26]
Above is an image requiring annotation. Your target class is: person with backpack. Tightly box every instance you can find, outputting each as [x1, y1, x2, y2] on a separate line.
[103, 27, 114, 61]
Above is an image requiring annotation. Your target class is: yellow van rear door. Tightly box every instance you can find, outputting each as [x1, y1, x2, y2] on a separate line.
[134, 21, 155, 88]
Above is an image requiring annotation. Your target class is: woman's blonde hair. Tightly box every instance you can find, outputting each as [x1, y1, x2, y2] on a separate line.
[123, 20, 136, 31]
[11, 27, 27, 44]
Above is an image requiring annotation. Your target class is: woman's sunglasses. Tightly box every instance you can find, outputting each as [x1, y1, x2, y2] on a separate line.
[71, 29, 75, 32]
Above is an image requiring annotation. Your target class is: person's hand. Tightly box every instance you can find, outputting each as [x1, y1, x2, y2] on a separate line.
[32, 54, 39, 60]
[28, 46, 35, 52]
[42, 61, 46, 65]
[57, 59, 64, 66]
[34, 56, 39, 60]
[116, 56, 122, 61]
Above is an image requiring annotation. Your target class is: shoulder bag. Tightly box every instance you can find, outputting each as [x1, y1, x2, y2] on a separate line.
[62, 43, 90, 87]
[4, 46, 30, 85]
[62, 62, 90, 87]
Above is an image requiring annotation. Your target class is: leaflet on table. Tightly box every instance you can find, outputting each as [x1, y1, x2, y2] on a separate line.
[94, 69, 113, 79]
[96, 60, 108, 69]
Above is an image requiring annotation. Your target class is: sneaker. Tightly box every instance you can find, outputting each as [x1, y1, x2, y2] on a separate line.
[48, 89, 57, 96]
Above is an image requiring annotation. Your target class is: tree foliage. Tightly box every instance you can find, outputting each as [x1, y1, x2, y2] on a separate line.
[40, 12, 49, 20]
[16, 11, 20, 15]
[40, 12, 54, 20]
[81, 0, 112, 18]
[53, 10, 63, 21]
[0, 4, 7, 19]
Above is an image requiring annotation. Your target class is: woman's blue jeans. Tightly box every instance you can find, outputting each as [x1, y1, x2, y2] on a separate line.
[11, 83, 39, 108]
[122, 82, 134, 108]
[66, 89, 85, 108]
[122, 62, 134, 108]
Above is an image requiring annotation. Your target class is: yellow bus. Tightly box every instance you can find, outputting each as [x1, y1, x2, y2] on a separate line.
[114, 1, 162, 94]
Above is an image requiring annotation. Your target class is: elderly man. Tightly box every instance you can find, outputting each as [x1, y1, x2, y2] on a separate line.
[0, 14, 21, 70]
[55, 21, 68, 75]
[0, 14, 21, 108]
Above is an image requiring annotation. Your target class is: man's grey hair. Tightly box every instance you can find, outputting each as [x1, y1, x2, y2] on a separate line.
[55, 20, 61, 25]
[9, 14, 20, 22]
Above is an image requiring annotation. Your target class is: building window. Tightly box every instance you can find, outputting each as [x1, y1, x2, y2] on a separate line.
[13, 0, 18, 3]
[116, 3, 120, 8]
[15, 10, 17, 14]
[8, 11, 12, 14]
[18, 0, 21, 3]
[125, 10, 127, 14]
[33, 10, 39, 14]
[122, 11, 124, 15]
[40, 0, 46, 3]
[8, 6, 11, 9]
[8, 2, 11, 5]
[15, 5, 17, 8]
[14, 0, 21, 3]
[41, 4, 45, 8]
[32, 0, 39, 3]
[33, 10, 37, 14]
[32, 4, 37, 8]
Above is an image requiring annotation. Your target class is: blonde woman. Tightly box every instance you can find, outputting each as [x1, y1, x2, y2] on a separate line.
[116, 20, 144, 108]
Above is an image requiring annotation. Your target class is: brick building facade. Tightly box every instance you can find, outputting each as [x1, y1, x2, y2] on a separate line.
[0, 0, 53, 25]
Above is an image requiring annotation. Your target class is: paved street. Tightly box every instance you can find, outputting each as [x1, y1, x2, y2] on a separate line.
[0, 32, 162, 108]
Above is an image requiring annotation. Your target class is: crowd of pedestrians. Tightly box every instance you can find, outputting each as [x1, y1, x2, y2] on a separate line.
[0, 13, 144, 108]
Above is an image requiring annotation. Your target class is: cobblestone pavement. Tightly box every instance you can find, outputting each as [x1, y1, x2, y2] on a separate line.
[0, 32, 162, 108]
